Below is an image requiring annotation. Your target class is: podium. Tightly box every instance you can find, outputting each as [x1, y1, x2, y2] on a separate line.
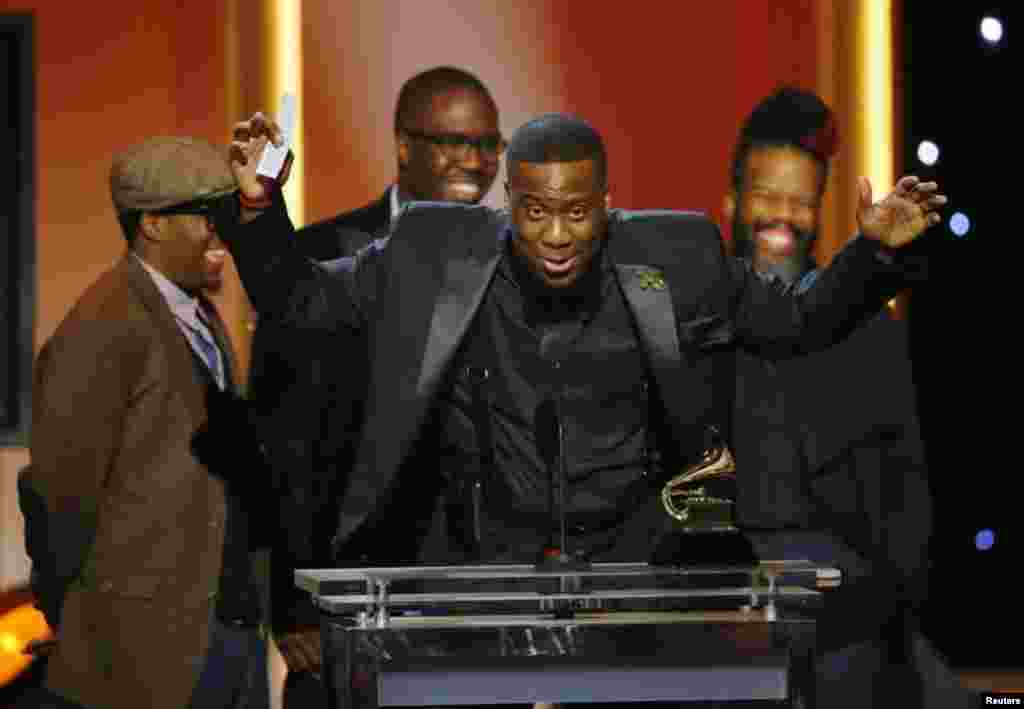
[296, 561, 835, 708]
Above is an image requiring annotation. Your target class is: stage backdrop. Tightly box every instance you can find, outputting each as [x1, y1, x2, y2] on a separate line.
[301, 1, 823, 233]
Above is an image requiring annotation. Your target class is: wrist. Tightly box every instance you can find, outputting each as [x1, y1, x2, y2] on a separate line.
[854, 232, 897, 265]
[238, 177, 280, 211]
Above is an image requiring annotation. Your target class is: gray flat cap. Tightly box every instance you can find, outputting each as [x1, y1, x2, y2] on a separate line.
[110, 136, 236, 212]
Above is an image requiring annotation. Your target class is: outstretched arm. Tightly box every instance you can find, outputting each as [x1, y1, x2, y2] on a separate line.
[732, 175, 946, 353]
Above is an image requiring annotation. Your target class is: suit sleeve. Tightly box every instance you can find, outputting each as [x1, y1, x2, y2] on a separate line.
[726, 233, 909, 355]
[222, 196, 384, 335]
[28, 326, 147, 627]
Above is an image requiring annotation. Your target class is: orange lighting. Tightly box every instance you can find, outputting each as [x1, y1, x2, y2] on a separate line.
[0, 602, 54, 687]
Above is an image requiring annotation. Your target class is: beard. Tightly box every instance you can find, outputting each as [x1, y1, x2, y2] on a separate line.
[732, 215, 817, 287]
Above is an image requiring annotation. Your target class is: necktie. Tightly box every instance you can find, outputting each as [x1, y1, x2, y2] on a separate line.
[194, 302, 225, 390]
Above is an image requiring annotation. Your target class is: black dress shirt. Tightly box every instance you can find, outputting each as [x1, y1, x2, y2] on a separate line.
[428, 236, 660, 561]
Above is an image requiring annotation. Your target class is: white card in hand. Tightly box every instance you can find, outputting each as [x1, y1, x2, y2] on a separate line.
[256, 93, 296, 179]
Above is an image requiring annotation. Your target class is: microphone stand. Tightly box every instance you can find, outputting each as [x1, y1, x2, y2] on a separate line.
[534, 395, 589, 574]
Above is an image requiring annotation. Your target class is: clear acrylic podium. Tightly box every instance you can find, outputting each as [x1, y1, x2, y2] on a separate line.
[296, 561, 835, 708]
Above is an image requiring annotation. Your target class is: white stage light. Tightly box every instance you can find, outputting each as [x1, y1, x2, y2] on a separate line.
[917, 140, 939, 166]
[949, 212, 970, 237]
[981, 16, 1004, 44]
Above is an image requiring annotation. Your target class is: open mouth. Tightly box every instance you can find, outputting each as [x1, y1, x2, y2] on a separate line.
[755, 226, 798, 257]
[541, 255, 578, 276]
[446, 180, 483, 199]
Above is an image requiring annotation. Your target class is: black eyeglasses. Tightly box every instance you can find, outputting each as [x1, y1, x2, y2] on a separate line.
[149, 192, 240, 233]
[402, 129, 505, 161]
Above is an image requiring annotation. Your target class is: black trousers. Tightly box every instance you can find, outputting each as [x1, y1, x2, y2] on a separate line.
[745, 530, 972, 709]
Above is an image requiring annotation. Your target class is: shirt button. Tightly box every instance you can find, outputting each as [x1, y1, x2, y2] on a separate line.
[552, 360, 561, 369]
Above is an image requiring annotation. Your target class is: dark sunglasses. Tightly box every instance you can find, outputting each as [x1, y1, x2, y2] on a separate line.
[402, 129, 505, 160]
[149, 192, 241, 233]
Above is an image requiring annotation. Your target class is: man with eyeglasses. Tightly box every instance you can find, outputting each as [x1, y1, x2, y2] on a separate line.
[296, 65, 503, 259]
[250, 67, 503, 705]
[25, 137, 271, 709]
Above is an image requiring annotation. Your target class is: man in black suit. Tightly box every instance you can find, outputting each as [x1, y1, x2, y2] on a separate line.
[249, 66, 503, 702]
[723, 88, 969, 707]
[228, 111, 944, 695]
[295, 65, 503, 259]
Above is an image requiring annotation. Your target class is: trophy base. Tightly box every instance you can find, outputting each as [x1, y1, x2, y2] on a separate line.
[650, 528, 756, 567]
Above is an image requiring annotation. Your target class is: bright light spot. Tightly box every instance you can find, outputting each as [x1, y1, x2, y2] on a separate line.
[917, 140, 939, 166]
[975, 528, 995, 551]
[0, 632, 19, 654]
[981, 17, 1004, 44]
[950, 212, 970, 237]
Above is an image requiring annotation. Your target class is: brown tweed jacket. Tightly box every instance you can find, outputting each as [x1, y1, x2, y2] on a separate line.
[29, 252, 243, 709]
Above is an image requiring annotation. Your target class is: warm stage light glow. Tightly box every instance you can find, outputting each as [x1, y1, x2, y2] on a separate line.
[266, 0, 304, 227]
[858, 0, 894, 199]
[0, 602, 53, 687]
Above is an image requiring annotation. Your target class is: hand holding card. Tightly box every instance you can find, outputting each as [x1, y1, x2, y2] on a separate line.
[257, 93, 296, 180]
[229, 97, 296, 211]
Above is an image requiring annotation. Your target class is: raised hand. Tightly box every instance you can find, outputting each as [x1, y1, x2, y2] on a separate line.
[228, 112, 292, 205]
[857, 175, 947, 248]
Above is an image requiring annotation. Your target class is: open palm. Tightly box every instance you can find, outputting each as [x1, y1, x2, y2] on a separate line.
[857, 175, 946, 248]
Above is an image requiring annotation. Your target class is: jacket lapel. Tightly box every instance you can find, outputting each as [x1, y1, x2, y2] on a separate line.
[416, 244, 502, 396]
[615, 263, 683, 390]
[337, 208, 505, 545]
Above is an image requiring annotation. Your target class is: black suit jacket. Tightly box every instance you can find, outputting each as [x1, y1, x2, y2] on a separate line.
[249, 190, 392, 629]
[228, 199, 909, 601]
[292, 189, 392, 261]
[733, 309, 932, 607]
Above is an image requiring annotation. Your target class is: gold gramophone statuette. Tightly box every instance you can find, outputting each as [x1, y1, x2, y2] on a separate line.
[661, 442, 738, 532]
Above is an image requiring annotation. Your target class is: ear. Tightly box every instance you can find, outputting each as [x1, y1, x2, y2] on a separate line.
[396, 133, 410, 170]
[139, 213, 165, 243]
[604, 190, 612, 210]
[721, 191, 737, 224]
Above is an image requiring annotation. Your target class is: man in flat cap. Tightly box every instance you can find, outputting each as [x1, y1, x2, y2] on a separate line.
[25, 137, 270, 709]
[723, 88, 969, 707]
